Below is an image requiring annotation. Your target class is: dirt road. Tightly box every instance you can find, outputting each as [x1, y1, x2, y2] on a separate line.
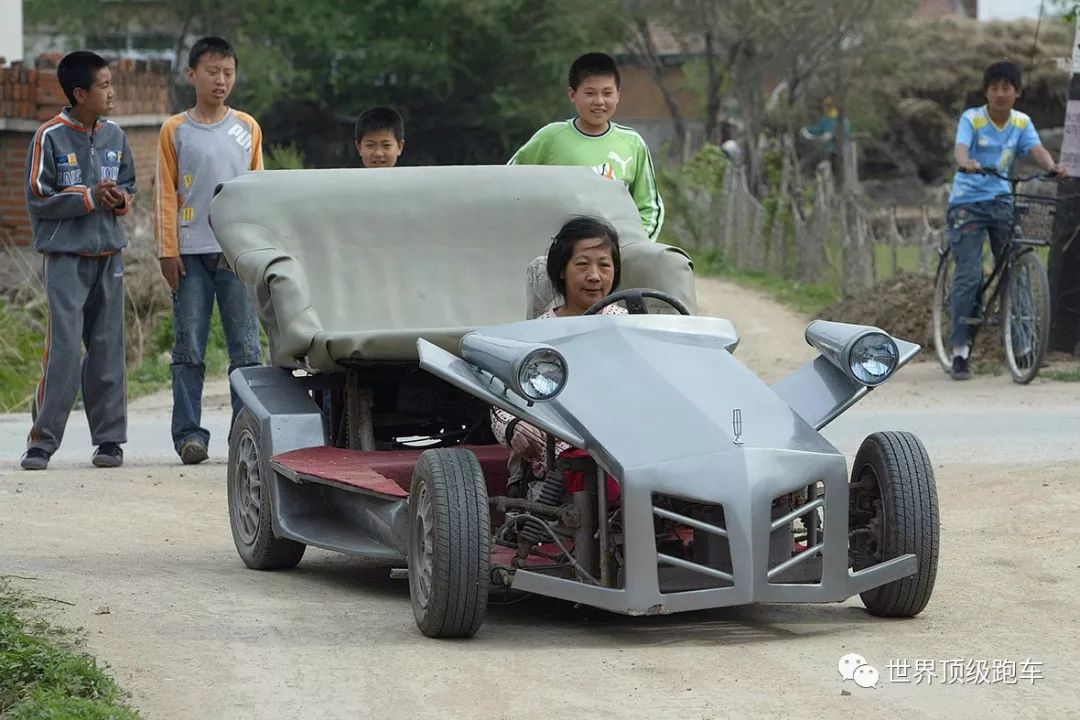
[2, 276, 1078, 719]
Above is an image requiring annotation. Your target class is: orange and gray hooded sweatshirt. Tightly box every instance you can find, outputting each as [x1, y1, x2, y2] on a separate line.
[153, 108, 263, 258]
[25, 108, 136, 255]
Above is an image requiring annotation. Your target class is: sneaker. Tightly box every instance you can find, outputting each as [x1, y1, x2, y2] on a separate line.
[92, 442, 124, 468]
[179, 439, 208, 466]
[20, 448, 50, 471]
[951, 356, 972, 381]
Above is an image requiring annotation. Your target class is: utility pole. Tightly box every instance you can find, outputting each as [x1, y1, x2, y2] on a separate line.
[1049, 15, 1080, 355]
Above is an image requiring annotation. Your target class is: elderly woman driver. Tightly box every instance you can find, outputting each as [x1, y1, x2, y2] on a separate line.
[490, 215, 626, 479]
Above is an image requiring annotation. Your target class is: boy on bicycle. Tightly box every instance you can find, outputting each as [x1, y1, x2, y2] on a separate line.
[946, 61, 1063, 380]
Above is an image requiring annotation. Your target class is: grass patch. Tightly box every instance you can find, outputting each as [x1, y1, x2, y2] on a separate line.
[689, 249, 840, 315]
[0, 583, 139, 719]
[127, 308, 232, 400]
[872, 243, 922, 280]
[1042, 367, 1080, 382]
[0, 300, 235, 411]
[0, 302, 44, 413]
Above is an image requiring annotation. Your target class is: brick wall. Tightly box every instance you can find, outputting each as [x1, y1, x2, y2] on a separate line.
[0, 124, 160, 247]
[0, 53, 170, 247]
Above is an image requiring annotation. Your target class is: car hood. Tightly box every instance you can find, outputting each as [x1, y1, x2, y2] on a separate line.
[472, 315, 839, 476]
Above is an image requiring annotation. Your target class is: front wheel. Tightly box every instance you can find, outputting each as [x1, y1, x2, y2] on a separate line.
[408, 448, 490, 638]
[227, 408, 306, 570]
[850, 431, 939, 618]
[1001, 250, 1050, 384]
[931, 248, 956, 373]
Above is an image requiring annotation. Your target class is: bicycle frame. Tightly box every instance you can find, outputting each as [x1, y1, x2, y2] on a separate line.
[955, 167, 1056, 329]
[967, 240, 1028, 330]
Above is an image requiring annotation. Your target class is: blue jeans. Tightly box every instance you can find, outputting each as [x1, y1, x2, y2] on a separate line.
[171, 253, 261, 452]
[947, 200, 1012, 351]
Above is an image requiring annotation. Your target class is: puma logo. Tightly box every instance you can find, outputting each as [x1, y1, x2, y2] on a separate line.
[227, 123, 253, 152]
[607, 151, 632, 176]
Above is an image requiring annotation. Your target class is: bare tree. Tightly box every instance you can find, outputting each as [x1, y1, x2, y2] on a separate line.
[622, 2, 689, 160]
[648, 0, 913, 194]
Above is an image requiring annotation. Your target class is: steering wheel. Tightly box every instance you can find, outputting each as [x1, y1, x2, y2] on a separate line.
[583, 288, 691, 316]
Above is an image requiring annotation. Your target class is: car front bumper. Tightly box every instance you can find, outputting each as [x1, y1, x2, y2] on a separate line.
[509, 446, 917, 615]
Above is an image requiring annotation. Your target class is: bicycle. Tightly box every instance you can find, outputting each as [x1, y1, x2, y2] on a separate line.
[931, 168, 1060, 384]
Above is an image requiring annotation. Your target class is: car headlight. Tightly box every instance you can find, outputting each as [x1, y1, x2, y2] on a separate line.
[848, 332, 899, 386]
[459, 333, 569, 403]
[517, 348, 567, 401]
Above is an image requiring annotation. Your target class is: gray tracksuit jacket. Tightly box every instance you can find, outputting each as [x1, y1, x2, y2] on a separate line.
[25, 108, 136, 255]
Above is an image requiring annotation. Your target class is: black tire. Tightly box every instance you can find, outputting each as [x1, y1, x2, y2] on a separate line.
[408, 448, 490, 638]
[1001, 250, 1050, 385]
[931, 247, 956, 373]
[227, 408, 306, 570]
[850, 431, 939, 618]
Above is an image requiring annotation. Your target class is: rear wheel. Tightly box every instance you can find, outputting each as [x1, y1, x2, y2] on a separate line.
[1002, 250, 1050, 385]
[850, 431, 939, 618]
[228, 408, 306, 570]
[931, 248, 956, 373]
[408, 448, 490, 638]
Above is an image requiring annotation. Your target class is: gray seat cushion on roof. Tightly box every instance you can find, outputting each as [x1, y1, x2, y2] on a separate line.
[210, 165, 696, 370]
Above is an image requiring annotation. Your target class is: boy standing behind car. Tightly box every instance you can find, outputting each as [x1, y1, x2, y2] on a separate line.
[154, 36, 264, 465]
[510, 52, 664, 241]
[354, 106, 405, 167]
[21, 51, 136, 471]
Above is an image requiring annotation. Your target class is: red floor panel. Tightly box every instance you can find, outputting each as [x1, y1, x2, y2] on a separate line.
[273, 444, 512, 496]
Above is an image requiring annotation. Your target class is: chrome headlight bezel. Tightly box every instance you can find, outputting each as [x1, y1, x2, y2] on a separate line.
[846, 332, 899, 386]
[459, 333, 569, 404]
[515, 347, 568, 402]
[804, 320, 903, 388]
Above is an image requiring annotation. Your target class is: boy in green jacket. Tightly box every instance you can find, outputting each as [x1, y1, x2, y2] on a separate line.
[510, 52, 664, 241]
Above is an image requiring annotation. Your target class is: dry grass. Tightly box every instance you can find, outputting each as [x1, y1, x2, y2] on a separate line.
[0, 204, 171, 412]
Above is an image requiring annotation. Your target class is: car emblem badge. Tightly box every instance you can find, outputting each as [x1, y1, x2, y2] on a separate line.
[732, 408, 743, 444]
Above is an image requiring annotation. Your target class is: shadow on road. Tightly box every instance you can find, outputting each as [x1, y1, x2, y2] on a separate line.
[259, 554, 883, 648]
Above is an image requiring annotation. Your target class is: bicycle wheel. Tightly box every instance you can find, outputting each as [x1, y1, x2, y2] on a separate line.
[1001, 250, 1051, 384]
[931, 248, 956, 373]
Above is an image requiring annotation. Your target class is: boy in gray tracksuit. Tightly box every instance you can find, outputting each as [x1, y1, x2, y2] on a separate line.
[20, 51, 136, 471]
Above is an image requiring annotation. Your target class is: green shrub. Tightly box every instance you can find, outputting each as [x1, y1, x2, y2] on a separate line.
[0, 586, 138, 719]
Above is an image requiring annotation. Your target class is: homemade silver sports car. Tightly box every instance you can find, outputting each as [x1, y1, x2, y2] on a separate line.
[210, 165, 938, 638]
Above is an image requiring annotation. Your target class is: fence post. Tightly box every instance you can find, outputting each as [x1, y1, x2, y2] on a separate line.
[918, 206, 935, 274]
[889, 206, 902, 277]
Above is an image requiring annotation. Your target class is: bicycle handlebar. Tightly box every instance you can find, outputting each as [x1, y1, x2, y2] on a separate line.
[958, 167, 1057, 183]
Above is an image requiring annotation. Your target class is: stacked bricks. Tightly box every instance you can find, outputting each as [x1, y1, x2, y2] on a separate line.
[1, 54, 171, 247]
[4, 52, 173, 120]
[0, 132, 27, 242]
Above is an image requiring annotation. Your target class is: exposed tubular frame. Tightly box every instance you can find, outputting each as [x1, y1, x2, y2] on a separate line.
[766, 482, 825, 582]
[651, 503, 735, 584]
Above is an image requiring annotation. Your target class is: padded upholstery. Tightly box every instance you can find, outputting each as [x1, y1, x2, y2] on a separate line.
[209, 165, 696, 370]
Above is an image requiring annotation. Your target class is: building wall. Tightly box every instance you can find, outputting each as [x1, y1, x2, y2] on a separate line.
[1, 124, 160, 248]
[914, 0, 977, 18]
[617, 64, 701, 122]
[0, 0, 23, 64]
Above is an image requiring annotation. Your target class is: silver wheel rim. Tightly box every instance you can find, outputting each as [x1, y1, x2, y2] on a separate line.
[1004, 261, 1039, 377]
[932, 251, 955, 373]
[410, 481, 434, 610]
[233, 429, 262, 546]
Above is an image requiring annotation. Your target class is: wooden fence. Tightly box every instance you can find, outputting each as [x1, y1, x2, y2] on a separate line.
[668, 145, 948, 295]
